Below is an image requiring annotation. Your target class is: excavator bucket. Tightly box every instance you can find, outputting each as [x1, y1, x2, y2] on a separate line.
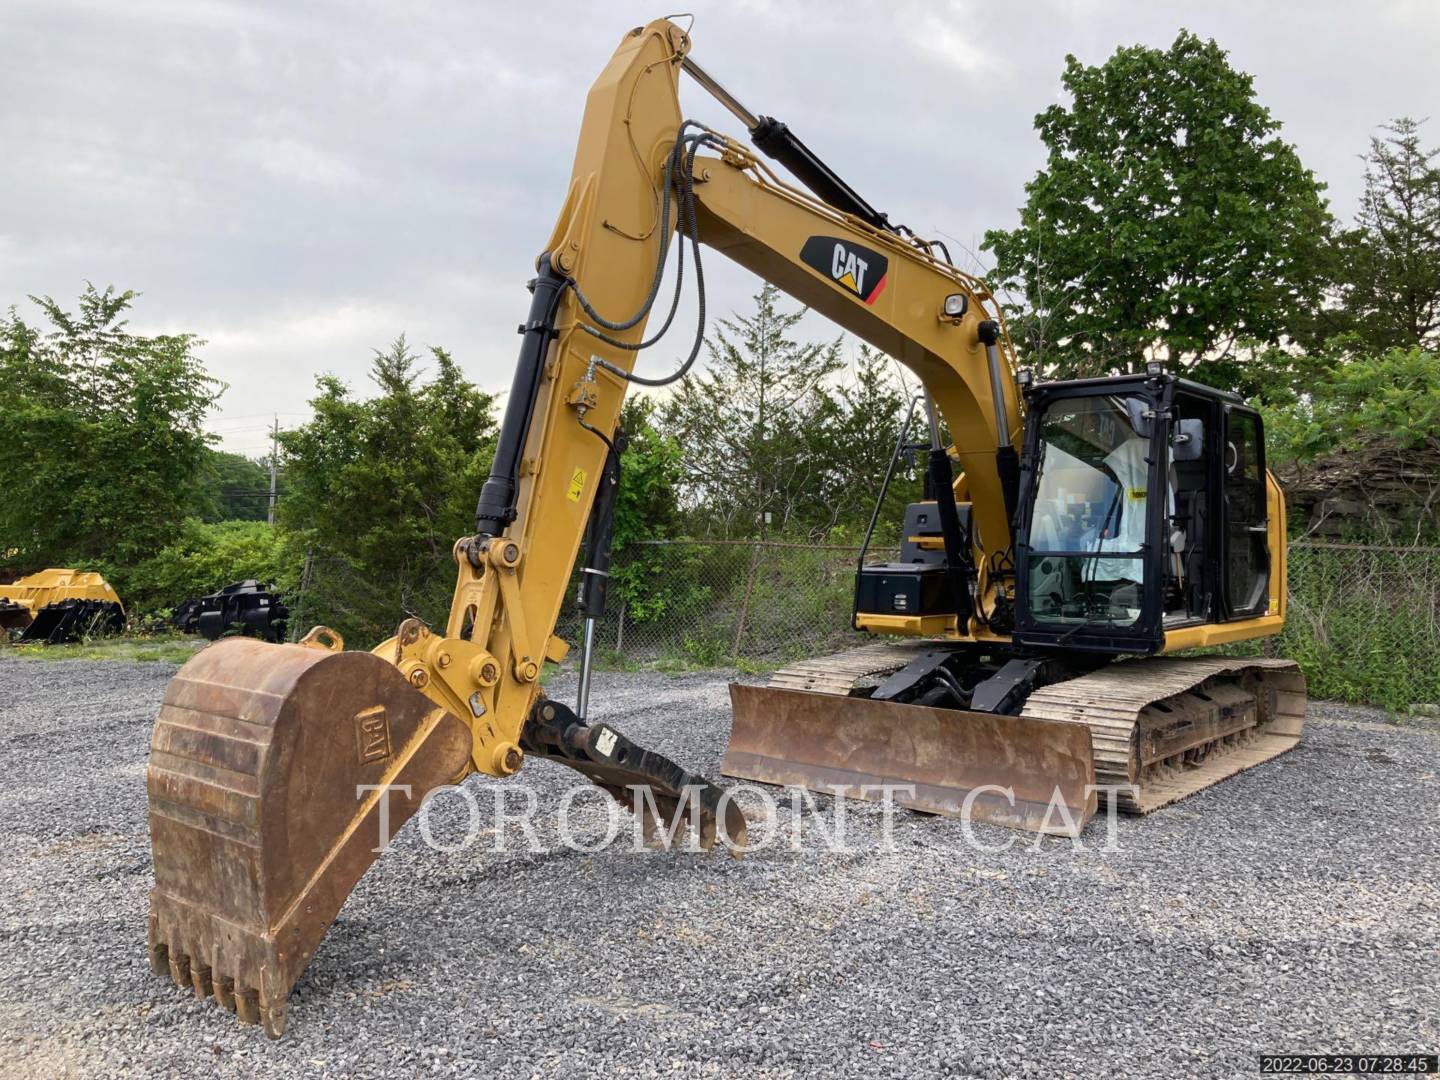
[145, 636, 473, 1037]
[148, 633, 749, 1036]
[725, 684, 1097, 836]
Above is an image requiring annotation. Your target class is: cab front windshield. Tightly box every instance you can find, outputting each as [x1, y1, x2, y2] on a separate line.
[1025, 394, 1156, 628]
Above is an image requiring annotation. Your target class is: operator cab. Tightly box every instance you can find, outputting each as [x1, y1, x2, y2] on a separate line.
[1012, 371, 1271, 654]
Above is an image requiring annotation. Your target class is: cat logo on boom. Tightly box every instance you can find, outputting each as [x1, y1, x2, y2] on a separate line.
[800, 235, 890, 304]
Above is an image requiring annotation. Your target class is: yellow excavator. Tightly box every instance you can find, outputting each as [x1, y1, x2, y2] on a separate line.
[145, 18, 1305, 1037]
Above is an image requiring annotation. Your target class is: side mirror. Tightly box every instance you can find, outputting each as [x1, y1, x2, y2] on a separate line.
[1172, 418, 1204, 462]
[1124, 397, 1153, 438]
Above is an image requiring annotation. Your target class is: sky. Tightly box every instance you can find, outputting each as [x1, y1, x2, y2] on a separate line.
[4, 0, 1439, 456]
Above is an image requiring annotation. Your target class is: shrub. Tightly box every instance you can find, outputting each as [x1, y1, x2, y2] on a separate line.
[106, 518, 294, 618]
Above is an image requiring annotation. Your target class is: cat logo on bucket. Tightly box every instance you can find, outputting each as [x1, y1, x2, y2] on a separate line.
[354, 705, 392, 766]
[799, 236, 890, 304]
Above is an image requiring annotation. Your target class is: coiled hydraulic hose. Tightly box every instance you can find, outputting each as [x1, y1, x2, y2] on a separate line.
[569, 123, 717, 388]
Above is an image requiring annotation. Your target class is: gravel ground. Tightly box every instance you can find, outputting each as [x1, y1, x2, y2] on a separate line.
[0, 657, 1436, 1079]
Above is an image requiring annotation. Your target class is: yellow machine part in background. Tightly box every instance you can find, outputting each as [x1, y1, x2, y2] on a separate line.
[0, 568, 125, 641]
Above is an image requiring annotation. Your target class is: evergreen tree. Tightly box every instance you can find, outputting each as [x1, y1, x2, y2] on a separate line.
[806, 345, 920, 535]
[277, 337, 497, 641]
[1324, 119, 1440, 350]
[660, 285, 842, 536]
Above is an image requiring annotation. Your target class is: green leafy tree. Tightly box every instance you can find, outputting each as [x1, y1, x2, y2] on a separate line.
[660, 285, 842, 536]
[192, 449, 272, 522]
[113, 518, 293, 616]
[1262, 346, 1440, 542]
[277, 337, 497, 643]
[612, 396, 684, 549]
[0, 285, 220, 571]
[1263, 345, 1440, 467]
[604, 396, 696, 624]
[1321, 119, 1440, 351]
[983, 31, 1331, 385]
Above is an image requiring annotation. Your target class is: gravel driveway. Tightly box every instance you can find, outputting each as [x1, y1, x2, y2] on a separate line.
[0, 657, 1436, 1079]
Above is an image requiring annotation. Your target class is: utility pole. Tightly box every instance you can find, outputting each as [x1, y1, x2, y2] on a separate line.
[267, 414, 278, 526]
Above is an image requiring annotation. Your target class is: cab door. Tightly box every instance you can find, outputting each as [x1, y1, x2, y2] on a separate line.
[1223, 407, 1270, 618]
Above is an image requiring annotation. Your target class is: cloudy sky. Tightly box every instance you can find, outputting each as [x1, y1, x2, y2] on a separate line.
[5, 0, 1438, 454]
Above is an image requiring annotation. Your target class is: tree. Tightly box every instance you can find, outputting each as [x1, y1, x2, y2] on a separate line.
[1264, 345, 1440, 467]
[116, 518, 292, 616]
[277, 337, 497, 642]
[1263, 346, 1440, 541]
[192, 449, 272, 522]
[659, 285, 843, 536]
[612, 396, 684, 549]
[805, 345, 920, 536]
[0, 285, 220, 572]
[1324, 119, 1440, 351]
[983, 31, 1331, 383]
[604, 396, 694, 624]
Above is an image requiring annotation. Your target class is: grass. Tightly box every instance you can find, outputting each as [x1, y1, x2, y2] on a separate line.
[2, 631, 203, 664]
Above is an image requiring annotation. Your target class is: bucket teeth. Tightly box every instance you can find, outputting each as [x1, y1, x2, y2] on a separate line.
[262, 1001, 287, 1040]
[167, 950, 191, 988]
[148, 941, 169, 977]
[235, 988, 260, 1026]
[214, 975, 236, 1013]
[190, 961, 213, 999]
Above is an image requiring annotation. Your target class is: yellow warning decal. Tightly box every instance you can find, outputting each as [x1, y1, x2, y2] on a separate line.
[567, 467, 587, 502]
[1127, 489, 1148, 501]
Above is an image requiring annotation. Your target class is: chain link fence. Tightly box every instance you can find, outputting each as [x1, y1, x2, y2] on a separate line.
[560, 539, 1440, 711]
[290, 540, 1440, 712]
[1221, 542, 1440, 711]
[554, 540, 868, 671]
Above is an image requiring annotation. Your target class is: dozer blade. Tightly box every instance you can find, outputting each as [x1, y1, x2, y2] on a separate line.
[725, 684, 1097, 836]
[145, 637, 472, 1037]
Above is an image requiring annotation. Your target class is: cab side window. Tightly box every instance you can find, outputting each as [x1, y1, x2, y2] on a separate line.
[1224, 410, 1269, 617]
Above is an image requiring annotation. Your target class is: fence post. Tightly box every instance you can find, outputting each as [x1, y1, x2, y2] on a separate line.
[732, 542, 762, 657]
[289, 549, 315, 642]
[615, 600, 626, 654]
